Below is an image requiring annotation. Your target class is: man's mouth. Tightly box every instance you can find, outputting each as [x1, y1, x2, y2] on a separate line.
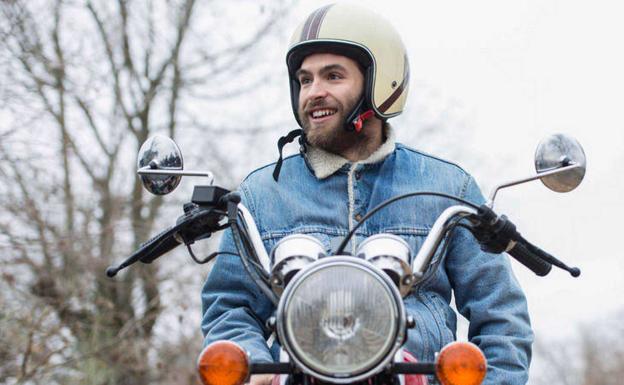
[309, 108, 337, 120]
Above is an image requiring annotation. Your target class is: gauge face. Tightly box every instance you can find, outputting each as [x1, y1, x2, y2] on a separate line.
[279, 259, 402, 381]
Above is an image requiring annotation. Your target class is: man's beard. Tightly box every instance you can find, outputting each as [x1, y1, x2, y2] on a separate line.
[299, 95, 364, 155]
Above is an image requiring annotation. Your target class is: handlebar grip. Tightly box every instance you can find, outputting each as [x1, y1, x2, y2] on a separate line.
[507, 241, 553, 276]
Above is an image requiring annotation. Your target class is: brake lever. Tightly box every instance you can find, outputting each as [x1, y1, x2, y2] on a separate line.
[106, 206, 228, 277]
[469, 205, 580, 277]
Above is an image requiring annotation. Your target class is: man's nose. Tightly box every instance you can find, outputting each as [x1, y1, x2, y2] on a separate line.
[307, 79, 328, 99]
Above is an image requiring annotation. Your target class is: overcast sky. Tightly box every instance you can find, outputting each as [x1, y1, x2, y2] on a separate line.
[285, 0, 624, 371]
[156, 1, 623, 381]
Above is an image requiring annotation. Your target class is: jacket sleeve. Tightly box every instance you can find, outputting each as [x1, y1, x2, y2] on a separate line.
[200, 185, 275, 363]
[446, 175, 533, 385]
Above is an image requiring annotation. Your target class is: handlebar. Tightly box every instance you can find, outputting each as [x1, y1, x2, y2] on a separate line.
[468, 205, 579, 277]
[106, 205, 227, 277]
[511, 234, 580, 277]
[411, 205, 478, 276]
[108, 189, 579, 280]
[507, 240, 553, 276]
[411, 202, 579, 279]
[106, 222, 182, 277]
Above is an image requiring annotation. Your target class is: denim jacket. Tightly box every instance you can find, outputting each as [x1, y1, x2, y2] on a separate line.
[201, 127, 533, 385]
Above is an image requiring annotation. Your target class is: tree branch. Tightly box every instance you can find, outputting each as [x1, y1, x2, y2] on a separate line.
[184, 4, 287, 74]
[141, 0, 195, 134]
[74, 96, 113, 157]
[86, 1, 137, 136]
[52, 0, 75, 239]
[6, 158, 54, 269]
[117, 0, 137, 79]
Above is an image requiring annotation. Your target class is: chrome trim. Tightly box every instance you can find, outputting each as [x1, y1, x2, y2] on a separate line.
[411, 205, 478, 277]
[237, 204, 271, 274]
[486, 163, 581, 208]
[271, 234, 325, 266]
[356, 234, 414, 297]
[270, 234, 325, 295]
[137, 167, 215, 185]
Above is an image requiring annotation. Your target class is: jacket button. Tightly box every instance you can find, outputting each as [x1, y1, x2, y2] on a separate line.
[355, 171, 362, 180]
[354, 213, 363, 221]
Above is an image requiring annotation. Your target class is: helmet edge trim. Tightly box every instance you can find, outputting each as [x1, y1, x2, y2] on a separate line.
[286, 39, 389, 121]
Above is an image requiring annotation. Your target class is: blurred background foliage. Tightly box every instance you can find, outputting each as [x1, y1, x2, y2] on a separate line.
[0, 0, 292, 383]
[0, 1, 613, 385]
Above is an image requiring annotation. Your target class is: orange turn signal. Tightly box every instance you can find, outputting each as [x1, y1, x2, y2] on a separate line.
[435, 341, 487, 385]
[197, 341, 249, 385]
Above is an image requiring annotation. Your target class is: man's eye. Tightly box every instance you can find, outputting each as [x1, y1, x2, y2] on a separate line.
[299, 77, 311, 85]
[329, 73, 342, 80]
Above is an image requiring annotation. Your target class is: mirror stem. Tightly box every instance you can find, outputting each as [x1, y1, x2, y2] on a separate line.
[487, 163, 581, 208]
[137, 167, 214, 184]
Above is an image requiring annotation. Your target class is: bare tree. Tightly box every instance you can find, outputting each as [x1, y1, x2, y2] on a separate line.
[533, 311, 624, 385]
[0, 0, 292, 384]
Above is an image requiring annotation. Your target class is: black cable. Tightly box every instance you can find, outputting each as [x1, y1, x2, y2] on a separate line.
[239, 221, 269, 280]
[222, 197, 277, 304]
[412, 216, 465, 349]
[415, 215, 466, 288]
[186, 245, 238, 265]
[247, 258, 270, 280]
[237, 212, 270, 280]
[237, 212, 261, 262]
[234, 230, 270, 279]
[231, 221, 278, 306]
[232, 221, 264, 279]
[232, 222, 274, 297]
[335, 192, 479, 255]
[456, 223, 476, 232]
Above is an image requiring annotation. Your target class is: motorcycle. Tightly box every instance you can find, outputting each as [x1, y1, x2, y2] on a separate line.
[106, 133, 586, 385]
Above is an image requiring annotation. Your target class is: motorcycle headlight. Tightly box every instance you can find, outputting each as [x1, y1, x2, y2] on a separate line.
[277, 257, 405, 383]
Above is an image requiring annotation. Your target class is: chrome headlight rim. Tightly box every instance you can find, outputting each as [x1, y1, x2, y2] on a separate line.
[276, 256, 406, 384]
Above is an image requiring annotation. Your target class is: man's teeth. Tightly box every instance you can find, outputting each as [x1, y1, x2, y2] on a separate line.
[311, 109, 336, 118]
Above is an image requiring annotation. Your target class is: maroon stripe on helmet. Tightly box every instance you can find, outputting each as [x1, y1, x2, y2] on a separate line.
[300, 8, 321, 41]
[309, 4, 332, 39]
[378, 55, 410, 114]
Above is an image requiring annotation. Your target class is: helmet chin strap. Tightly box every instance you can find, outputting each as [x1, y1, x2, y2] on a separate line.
[345, 97, 374, 133]
[272, 128, 305, 182]
[272, 98, 375, 182]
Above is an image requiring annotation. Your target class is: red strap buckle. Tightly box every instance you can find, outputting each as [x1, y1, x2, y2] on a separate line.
[353, 109, 375, 133]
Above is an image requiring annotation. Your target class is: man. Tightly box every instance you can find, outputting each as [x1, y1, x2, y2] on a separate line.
[201, 3, 532, 385]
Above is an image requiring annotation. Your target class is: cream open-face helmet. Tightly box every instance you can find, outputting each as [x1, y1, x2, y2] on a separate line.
[286, 2, 410, 130]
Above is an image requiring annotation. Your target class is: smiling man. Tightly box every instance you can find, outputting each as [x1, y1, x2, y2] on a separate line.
[296, 54, 383, 161]
[201, 4, 533, 385]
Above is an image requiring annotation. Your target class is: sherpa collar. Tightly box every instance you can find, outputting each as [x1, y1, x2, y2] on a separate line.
[305, 125, 396, 179]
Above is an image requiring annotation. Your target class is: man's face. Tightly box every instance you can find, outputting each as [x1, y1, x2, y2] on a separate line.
[296, 53, 364, 152]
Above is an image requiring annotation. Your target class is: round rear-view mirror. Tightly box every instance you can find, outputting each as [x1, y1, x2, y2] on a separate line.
[535, 133, 586, 192]
[137, 135, 183, 195]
